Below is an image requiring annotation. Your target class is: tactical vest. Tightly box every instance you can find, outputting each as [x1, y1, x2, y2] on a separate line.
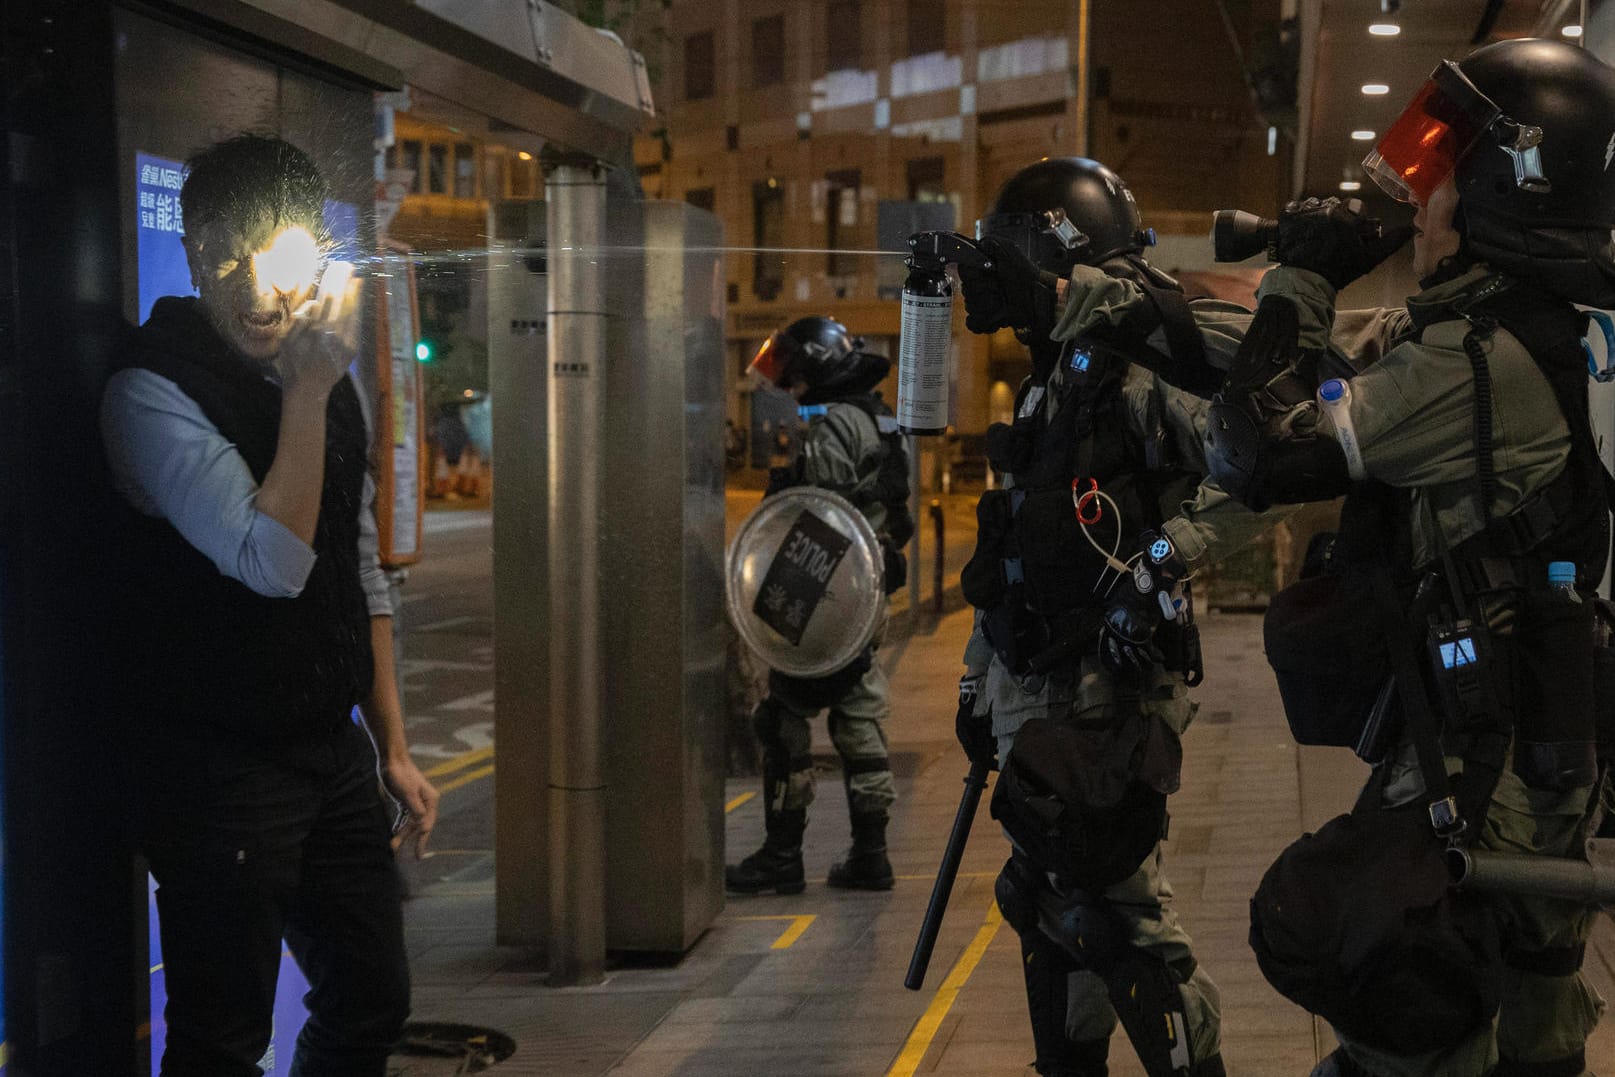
[962, 346, 1200, 675]
[1267, 278, 1613, 805]
[765, 393, 913, 593]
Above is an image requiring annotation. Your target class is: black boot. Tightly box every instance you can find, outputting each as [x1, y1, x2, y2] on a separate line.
[726, 808, 806, 895]
[827, 810, 894, 890]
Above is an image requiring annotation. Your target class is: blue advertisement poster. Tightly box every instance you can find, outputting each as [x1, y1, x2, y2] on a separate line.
[135, 153, 192, 325]
[135, 150, 361, 323]
[135, 150, 361, 1073]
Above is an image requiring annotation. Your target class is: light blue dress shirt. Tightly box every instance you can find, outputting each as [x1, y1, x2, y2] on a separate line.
[101, 367, 393, 616]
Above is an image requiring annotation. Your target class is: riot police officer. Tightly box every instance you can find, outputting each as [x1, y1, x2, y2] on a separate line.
[1193, 39, 1615, 1077]
[726, 316, 914, 894]
[952, 157, 1282, 1077]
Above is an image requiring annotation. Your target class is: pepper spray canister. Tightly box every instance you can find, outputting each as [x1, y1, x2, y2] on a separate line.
[897, 257, 953, 436]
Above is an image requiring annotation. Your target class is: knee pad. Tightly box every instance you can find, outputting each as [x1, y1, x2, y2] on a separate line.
[1044, 890, 1198, 1077]
[1047, 890, 1126, 970]
[1103, 945, 1196, 1077]
[995, 854, 1044, 937]
[1021, 931, 1110, 1077]
[752, 697, 785, 745]
[753, 698, 789, 774]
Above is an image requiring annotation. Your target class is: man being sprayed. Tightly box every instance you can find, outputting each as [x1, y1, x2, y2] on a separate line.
[727, 317, 914, 894]
[951, 157, 1284, 1077]
[102, 135, 437, 1075]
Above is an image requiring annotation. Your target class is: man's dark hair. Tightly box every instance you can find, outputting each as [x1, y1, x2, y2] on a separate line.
[181, 134, 328, 236]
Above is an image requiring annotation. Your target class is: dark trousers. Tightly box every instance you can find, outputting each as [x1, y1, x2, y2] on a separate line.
[136, 719, 410, 1077]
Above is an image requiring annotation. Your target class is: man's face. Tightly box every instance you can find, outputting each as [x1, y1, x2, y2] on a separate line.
[1411, 175, 1462, 279]
[183, 213, 321, 362]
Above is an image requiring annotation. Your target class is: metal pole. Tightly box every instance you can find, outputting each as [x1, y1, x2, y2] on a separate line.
[907, 435, 922, 617]
[1074, 0, 1091, 156]
[545, 154, 608, 985]
[929, 499, 945, 616]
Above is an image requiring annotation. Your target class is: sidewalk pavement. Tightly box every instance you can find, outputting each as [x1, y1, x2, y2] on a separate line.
[398, 603, 1615, 1076]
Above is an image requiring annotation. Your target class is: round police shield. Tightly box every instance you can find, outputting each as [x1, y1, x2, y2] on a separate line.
[727, 487, 886, 677]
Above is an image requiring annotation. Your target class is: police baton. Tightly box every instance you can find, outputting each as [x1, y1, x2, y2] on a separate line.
[905, 759, 991, 990]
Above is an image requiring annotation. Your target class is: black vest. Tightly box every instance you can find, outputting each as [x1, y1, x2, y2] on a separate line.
[112, 297, 374, 740]
[962, 349, 1200, 672]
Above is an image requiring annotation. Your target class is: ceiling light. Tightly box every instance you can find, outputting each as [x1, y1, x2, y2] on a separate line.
[1361, 83, 1391, 96]
[1339, 180, 1363, 192]
[1351, 129, 1377, 141]
[1368, 23, 1401, 36]
[1564, 24, 1584, 38]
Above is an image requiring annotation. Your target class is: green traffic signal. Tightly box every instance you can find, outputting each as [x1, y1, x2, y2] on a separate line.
[415, 340, 433, 363]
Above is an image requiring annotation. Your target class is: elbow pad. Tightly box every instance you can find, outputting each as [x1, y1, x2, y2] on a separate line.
[1206, 399, 1351, 509]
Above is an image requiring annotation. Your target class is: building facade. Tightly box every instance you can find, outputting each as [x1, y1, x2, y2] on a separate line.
[635, 0, 1294, 452]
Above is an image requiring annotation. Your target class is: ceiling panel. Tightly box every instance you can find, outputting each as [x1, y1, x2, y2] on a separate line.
[1303, 0, 1570, 209]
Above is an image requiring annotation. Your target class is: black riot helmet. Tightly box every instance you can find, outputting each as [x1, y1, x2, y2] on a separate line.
[1364, 38, 1615, 306]
[747, 315, 891, 403]
[748, 316, 858, 391]
[976, 157, 1157, 275]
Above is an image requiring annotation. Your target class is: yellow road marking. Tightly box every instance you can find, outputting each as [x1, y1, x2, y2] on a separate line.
[423, 746, 493, 779]
[885, 900, 1005, 1077]
[437, 764, 494, 794]
[735, 913, 817, 950]
[725, 792, 756, 813]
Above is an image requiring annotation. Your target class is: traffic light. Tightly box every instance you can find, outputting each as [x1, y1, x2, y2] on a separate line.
[415, 339, 433, 363]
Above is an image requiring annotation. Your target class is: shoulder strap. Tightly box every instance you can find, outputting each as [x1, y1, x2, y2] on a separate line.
[1135, 274, 1210, 373]
[1366, 567, 1473, 840]
[1482, 288, 1615, 513]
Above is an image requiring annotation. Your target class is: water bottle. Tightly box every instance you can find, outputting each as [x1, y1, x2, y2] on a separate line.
[1317, 378, 1367, 481]
[1548, 560, 1582, 603]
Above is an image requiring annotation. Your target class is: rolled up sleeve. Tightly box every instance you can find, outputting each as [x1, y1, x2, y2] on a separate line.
[357, 471, 394, 617]
[101, 368, 316, 597]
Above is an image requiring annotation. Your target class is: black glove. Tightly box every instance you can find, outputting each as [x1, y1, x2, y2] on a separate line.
[957, 235, 1061, 335]
[1098, 531, 1187, 685]
[1273, 197, 1414, 290]
[955, 674, 996, 768]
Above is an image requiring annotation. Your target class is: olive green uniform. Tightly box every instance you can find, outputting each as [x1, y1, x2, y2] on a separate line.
[1258, 264, 1607, 1077]
[962, 274, 1289, 1064]
[768, 401, 896, 817]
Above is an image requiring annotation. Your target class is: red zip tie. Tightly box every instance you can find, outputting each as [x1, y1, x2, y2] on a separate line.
[1072, 477, 1102, 525]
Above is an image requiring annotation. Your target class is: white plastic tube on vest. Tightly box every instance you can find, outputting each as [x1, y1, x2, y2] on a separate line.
[1318, 378, 1367, 481]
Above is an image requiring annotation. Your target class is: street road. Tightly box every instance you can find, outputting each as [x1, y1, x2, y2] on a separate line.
[394, 493, 983, 892]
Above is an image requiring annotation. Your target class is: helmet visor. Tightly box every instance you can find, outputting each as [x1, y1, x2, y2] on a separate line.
[747, 330, 806, 389]
[976, 209, 1088, 268]
[1364, 60, 1501, 203]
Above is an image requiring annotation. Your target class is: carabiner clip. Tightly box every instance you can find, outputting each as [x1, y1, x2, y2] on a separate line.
[1072, 477, 1102, 525]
